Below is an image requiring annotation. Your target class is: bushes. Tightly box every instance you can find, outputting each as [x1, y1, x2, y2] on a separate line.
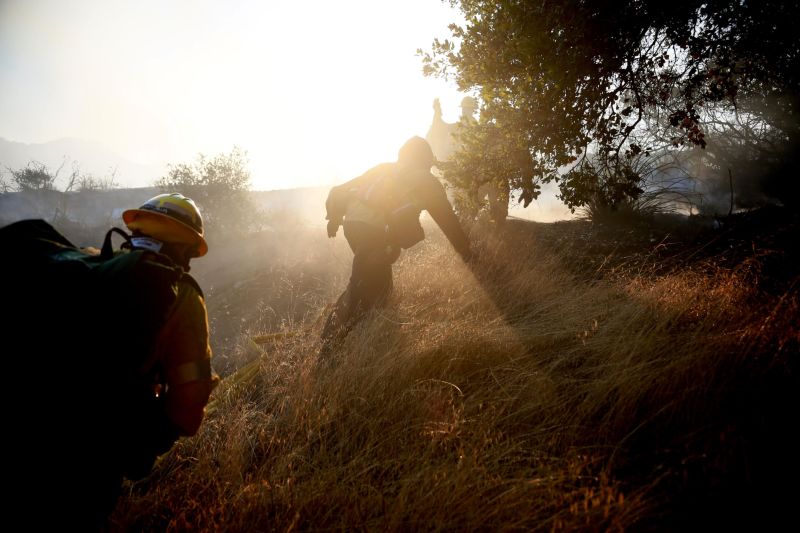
[155, 147, 262, 241]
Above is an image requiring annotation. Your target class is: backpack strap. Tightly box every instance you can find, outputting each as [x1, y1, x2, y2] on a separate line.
[101, 227, 132, 259]
[179, 271, 204, 298]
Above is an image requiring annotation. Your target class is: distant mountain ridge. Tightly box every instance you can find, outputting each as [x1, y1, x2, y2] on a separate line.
[0, 137, 165, 188]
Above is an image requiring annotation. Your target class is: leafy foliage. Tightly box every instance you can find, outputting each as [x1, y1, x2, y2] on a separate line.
[423, 0, 800, 211]
[441, 120, 538, 219]
[156, 147, 259, 238]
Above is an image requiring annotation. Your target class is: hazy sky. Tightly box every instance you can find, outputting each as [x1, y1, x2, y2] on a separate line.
[0, 0, 469, 190]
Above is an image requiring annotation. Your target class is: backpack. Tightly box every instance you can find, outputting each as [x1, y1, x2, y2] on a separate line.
[0, 219, 201, 481]
[355, 167, 425, 249]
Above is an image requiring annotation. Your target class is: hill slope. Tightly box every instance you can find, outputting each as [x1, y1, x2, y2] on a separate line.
[112, 212, 798, 531]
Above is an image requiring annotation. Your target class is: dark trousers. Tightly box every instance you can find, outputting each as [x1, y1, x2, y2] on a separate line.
[320, 221, 399, 354]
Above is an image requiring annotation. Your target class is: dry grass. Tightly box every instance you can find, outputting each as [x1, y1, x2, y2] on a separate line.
[111, 217, 798, 532]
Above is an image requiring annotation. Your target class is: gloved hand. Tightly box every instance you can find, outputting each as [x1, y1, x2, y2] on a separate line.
[327, 219, 340, 238]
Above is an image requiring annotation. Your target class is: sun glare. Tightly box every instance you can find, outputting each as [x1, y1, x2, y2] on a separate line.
[221, 1, 467, 190]
[0, 0, 467, 190]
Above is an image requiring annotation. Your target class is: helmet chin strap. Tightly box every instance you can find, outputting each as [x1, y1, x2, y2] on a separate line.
[130, 236, 164, 253]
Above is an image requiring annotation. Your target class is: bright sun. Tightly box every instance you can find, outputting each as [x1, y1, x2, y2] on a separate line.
[0, 0, 468, 190]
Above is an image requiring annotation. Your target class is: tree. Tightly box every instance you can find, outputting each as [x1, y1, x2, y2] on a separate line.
[72, 167, 119, 193]
[442, 119, 538, 220]
[0, 172, 10, 194]
[7, 161, 60, 191]
[422, 0, 800, 211]
[156, 147, 258, 238]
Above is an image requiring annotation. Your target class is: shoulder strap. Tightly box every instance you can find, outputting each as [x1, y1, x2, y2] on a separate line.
[179, 272, 204, 298]
[136, 249, 204, 299]
[101, 227, 132, 259]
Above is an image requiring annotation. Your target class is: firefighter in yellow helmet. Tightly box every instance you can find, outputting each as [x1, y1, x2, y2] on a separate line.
[1, 192, 218, 530]
[120, 194, 217, 436]
[96, 193, 218, 522]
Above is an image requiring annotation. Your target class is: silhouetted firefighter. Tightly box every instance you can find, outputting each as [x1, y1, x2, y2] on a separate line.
[321, 136, 473, 357]
[1, 193, 219, 530]
[426, 96, 512, 223]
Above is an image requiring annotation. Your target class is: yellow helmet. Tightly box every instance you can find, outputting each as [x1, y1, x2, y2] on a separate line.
[122, 193, 208, 257]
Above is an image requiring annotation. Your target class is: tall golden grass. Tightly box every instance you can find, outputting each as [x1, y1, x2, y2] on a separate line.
[112, 219, 797, 531]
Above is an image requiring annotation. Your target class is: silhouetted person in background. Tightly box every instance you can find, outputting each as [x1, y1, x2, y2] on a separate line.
[2, 193, 218, 530]
[426, 96, 478, 163]
[321, 136, 472, 356]
[426, 96, 511, 223]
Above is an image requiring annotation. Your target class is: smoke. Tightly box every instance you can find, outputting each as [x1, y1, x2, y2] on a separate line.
[683, 96, 800, 215]
[681, 139, 794, 216]
[508, 180, 575, 223]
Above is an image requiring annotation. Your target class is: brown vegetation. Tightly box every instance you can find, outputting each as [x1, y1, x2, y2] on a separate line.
[111, 210, 798, 531]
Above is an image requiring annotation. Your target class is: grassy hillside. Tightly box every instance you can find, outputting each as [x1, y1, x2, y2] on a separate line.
[111, 210, 798, 531]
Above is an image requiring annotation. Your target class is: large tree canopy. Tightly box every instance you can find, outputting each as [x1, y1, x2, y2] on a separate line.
[423, 0, 800, 211]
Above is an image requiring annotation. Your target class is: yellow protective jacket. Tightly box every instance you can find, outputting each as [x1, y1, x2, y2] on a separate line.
[141, 278, 219, 436]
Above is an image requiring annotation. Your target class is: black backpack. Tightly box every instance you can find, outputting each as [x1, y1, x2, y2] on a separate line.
[0, 219, 201, 484]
